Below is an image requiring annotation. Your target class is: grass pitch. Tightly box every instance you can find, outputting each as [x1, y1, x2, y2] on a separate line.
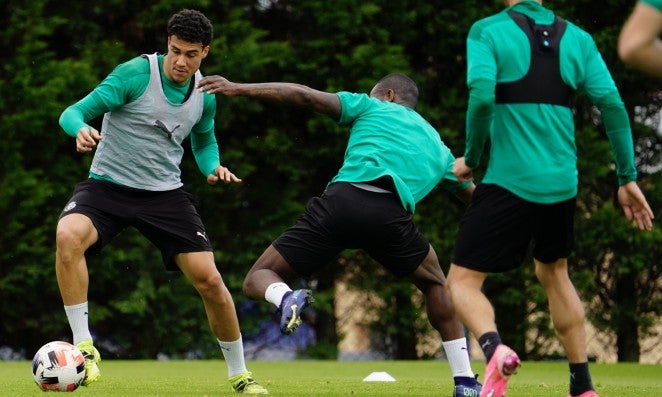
[3, 359, 661, 396]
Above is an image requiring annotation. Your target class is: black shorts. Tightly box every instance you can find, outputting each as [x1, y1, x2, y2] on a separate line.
[273, 182, 430, 278]
[59, 178, 212, 270]
[452, 183, 575, 273]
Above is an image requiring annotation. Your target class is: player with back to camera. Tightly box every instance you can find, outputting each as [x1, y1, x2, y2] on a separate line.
[55, 9, 267, 394]
[198, 73, 483, 397]
[447, 1, 655, 397]
[618, 0, 662, 77]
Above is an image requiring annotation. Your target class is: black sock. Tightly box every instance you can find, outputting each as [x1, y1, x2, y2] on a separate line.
[478, 332, 501, 362]
[569, 362, 594, 396]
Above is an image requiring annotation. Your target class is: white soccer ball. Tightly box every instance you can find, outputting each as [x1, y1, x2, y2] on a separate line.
[32, 341, 86, 392]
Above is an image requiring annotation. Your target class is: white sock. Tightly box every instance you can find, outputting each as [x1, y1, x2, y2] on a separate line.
[64, 302, 92, 345]
[218, 336, 248, 377]
[264, 282, 292, 308]
[442, 337, 475, 378]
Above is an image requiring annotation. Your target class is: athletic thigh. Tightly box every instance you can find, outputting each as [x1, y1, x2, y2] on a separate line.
[175, 251, 219, 284]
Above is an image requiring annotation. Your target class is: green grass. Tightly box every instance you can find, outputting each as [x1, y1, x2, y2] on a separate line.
[3, 360, 661, 396]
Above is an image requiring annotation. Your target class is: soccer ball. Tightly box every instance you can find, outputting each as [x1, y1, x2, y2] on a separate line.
[32, 341, 86, 392]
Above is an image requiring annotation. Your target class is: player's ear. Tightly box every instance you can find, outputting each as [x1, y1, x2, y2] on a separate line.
[385, 89, 396, 103]
[201, 45, 210, 59]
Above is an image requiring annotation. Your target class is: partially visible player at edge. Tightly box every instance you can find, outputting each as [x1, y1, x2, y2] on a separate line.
[198, 73, 483, 397]
[56, 9, 267, 394]
[448, 1, 654, 397]
[618, 0, 662, 77]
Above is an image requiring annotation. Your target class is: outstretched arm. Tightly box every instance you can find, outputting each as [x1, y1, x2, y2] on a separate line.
[198, 76, 341, 120]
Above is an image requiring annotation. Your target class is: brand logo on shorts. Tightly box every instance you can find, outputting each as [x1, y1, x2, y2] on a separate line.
[196, 231, 208, 241]
[64, 202, 77, 212]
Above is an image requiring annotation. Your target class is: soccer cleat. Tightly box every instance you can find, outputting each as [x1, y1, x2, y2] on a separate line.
[480, 344, 520, 397]
[75, 340, 101, 386]
[229, 372, 269, 394]
[279, 289, 314, 335]
[454, 382, 482, 397]
[568, 391, 599, 397]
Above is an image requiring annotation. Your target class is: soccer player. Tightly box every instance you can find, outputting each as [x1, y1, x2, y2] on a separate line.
[619, 0, 662, 77]
[198, 73, 483, 397]
[447, 1, 655, 397]
[55, 9, 267, 394]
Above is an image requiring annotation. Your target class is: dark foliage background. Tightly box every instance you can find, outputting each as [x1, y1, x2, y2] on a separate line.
[0, 0, 659, 362]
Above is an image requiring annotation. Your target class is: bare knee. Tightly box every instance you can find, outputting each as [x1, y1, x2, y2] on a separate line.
[446, 264, 481, 295]
[241, 258, 263, 296]
[57, 226, 82, 250]
[241, 247, 274, 297]
[242, 245, 297, 299]
[428, 283, 455, 314]
[195, 270, 223, 293]
[242, 266, 259, 296]
[446, 277, 461, 299]
[411, 245, 445, 289]
[534, 258, 569, 287]
[196, 271, 233, 303]
[56, 216, 96, 264]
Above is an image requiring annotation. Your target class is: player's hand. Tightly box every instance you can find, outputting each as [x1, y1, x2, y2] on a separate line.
[197, 75, 236, 95]
[455, 182, 476, 204]
[617, 181, 654, 231]
[75, 126, 102, 153]
[207, 165, 242, 185]
[453, 157, 474, 182]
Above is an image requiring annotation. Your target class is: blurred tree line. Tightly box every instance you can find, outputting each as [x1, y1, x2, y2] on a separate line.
[0, 0, 659, 362]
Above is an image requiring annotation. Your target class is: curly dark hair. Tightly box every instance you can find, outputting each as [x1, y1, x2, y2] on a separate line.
[167, 9, 213, 47]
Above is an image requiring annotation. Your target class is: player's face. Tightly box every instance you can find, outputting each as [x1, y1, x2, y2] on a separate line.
[163, 35, 209, 85]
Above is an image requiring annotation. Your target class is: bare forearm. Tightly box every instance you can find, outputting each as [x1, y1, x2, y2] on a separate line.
[237, 83, 330, 111]
[198, 76, 341, 119]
